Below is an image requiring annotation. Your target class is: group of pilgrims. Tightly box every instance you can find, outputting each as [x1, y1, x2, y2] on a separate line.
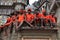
[0, 8, 57, 36]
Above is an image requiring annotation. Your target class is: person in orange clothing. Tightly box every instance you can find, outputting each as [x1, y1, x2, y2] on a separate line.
[3, 12, 17, 35]
[45, 13, 52, 28]
[17, 12, 24, 23]
[16, 10, 25, 30]
[10, 12, 18, 33]
[45, 12, 56, 28]
[36, 11, 45, 19]
[26, 9, 35, 23]
[4, 16, 13, 26]
[0, 15, 13, 36]
[45, 14, 52, 22]
[50, 13, 56, 28]
[5, 15, 13, 35]
[39, 9, 46, 28]
[36, 11, 41, 26]
[0, 15, 12, 28]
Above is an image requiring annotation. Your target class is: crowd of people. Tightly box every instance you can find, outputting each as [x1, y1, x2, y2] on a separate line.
[0, 9, 57, 36]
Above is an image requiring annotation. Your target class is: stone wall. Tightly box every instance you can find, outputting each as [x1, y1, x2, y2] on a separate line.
[56, 7, 60, 40]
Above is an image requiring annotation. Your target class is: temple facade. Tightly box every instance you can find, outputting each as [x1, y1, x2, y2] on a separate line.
[0, 0, 60, 40]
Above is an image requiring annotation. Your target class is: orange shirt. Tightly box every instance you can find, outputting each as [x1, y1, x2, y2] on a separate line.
[51, 17, 56, 23]
[0, 17, 12, 28]
[45, 15, 56, 23]
[5, 15, 16, 26]
[46, 15, 52, 20]
[17, 14, 25, 22]
[26, 14, 35, 22]
[11, 15, 16, 22]
[5, 17, 12, 26]
[6, 17, 12, 23]
[45, 15, 52, 23]
[36, 13, 46, 23]
[36, 13, 45, 18]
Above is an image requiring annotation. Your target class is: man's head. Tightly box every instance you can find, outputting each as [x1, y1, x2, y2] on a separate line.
[13, 11, 18, 16]
[10, 12, 14, 16]
[28, 9, 32, 14]
[35, 11, 40, 15]
[23, 10, 26, 13]
[20, 9, 24, 14]
[42, 9, 46, 13]
[15, 11, 20, 15]
[42, 9, 46, 15]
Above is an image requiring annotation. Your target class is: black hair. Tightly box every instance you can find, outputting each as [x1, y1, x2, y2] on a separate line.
[36, 12, 39, 15]
[16, 11, 20, 14]
[9, 12, 14, 17]
[43, 12, 47, 16]
[12, 11, 18, 16]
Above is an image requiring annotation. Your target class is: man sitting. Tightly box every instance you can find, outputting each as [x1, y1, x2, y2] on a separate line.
[26, 9, 35, 23]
